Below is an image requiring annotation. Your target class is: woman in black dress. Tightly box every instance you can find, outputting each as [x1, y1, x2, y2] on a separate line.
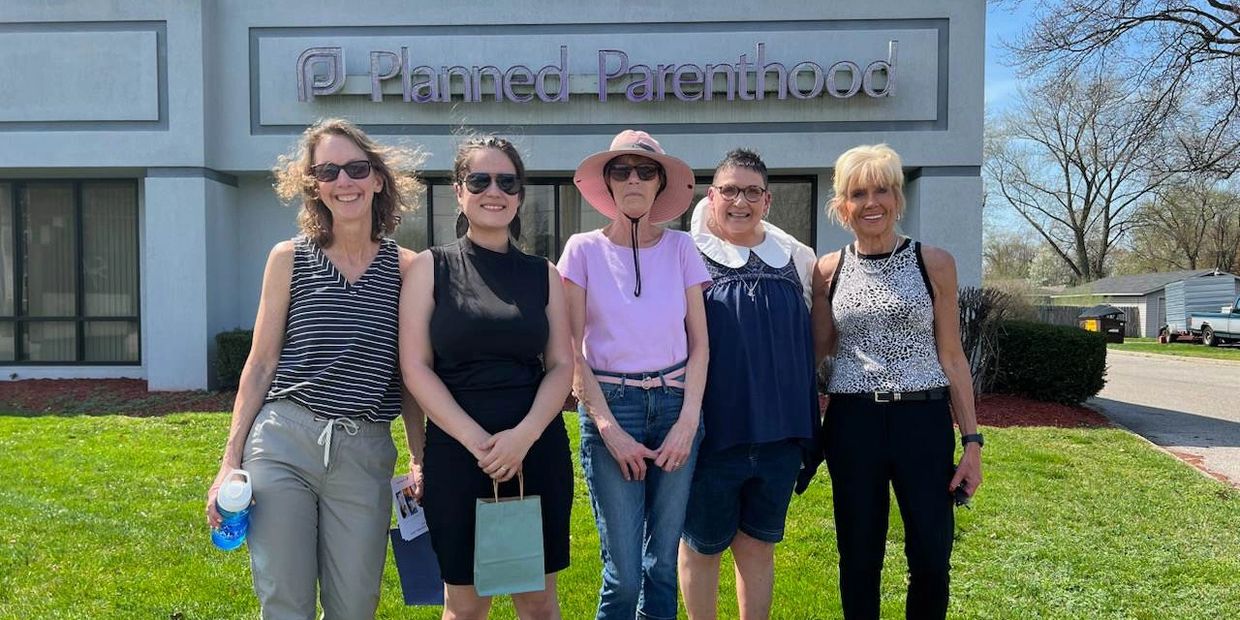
[400, 136, 574, 619]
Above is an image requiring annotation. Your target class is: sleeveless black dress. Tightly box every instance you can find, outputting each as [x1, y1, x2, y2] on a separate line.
[421, 236, 573, 585]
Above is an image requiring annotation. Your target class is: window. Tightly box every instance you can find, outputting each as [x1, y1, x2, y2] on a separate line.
[0, 181, 140, 364]
[670, 176, 817, 249]
[392, 175, 817, 260]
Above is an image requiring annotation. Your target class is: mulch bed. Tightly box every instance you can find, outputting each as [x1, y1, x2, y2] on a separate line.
[2, 379, 1111, 428]
[1, 379, 235, 416]
[974, 393, 1111, 428]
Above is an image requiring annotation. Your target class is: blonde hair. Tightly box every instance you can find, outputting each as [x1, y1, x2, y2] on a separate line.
[828, 144, 905, 230]
[273, 118, 425, 247]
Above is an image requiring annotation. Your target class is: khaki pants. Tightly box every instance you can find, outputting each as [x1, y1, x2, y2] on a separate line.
[242, 399, 396, 620]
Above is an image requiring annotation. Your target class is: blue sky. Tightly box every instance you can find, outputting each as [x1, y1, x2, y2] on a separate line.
[984, 2, 1038, 234]
[985, 2, 1036, 115]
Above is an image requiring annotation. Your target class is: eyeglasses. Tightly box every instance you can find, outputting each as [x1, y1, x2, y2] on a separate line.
[310, 160, 372, 183]
[462, 172, 522, 195]
[712, 185, 767, 203]
[606, 163, 662, 183]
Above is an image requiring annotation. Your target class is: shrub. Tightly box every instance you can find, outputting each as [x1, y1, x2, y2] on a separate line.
[992, 320, 1107, 404]
[215, 329, 253, 389]
[958, 287, 1017, 395]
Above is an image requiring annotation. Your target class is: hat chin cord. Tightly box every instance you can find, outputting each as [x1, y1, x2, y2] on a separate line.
[626, 214, 643, 297]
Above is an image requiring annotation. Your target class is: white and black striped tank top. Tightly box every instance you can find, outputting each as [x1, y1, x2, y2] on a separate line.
[266, 236, 402, 422]
[826, 238, 949, 394]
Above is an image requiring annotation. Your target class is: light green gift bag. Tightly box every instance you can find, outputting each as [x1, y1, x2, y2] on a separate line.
[474, 472, 545, 596]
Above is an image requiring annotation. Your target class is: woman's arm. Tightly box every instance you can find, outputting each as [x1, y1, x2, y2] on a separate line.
[924, 246, 983, 497]
[395, 248, 427, 499]
[398, 251, 492, 467]
[206, 242, 293, 528]
[564, 278, 657, 481]
[653, 284, 708, 471]
[399, 386, 426, 499]
[810, 252, 840, 365]
[478, 263, 575, 482]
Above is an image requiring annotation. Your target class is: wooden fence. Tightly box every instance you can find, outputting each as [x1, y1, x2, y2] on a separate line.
[1034, 305, 1143, 337]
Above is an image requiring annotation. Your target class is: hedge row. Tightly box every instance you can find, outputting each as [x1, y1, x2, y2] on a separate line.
[212, 314, 1109, 406]
[215, 329, 253, 389]
[992, 320, 1107, 404]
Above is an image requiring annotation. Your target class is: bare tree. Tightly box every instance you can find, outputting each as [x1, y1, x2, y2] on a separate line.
[995, 0, 1240, 175]
[985, 74, 1174, 282]
[983, 232, 1038, 282]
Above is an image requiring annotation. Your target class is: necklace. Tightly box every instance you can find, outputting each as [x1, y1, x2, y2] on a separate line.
[742, 274, 760, 301]
[855, 235, 903, 275]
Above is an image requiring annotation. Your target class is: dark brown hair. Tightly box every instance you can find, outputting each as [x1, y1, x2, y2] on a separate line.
[451, 135, 527, 239]
[273, 118, 424, 247]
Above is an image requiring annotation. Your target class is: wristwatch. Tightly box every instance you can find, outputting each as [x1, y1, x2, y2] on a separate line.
[961, 433, 984, 448]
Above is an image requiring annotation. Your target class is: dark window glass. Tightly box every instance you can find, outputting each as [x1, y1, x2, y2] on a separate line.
[2, 180, 140, 364]
[84, 320, 139, 363]
[22, 183, 77, 317]
[82, 183, 139, 317]
[392, 186, 429, 251]
[22, 321, 75, 362]
[0, 184, 12, 316]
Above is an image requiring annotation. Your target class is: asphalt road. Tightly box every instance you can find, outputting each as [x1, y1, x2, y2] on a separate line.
[1090, 350, 1240, 486]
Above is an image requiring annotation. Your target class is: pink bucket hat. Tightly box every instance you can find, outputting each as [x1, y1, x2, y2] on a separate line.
[573, 130, 696, 224]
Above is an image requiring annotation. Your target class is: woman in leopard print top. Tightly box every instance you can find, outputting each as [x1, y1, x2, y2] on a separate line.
[809, 144, 983, 620]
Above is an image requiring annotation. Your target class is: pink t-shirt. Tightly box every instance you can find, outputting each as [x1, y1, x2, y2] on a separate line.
[557, 229, 711, 374]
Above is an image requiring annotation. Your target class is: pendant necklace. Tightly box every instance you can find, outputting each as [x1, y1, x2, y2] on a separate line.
[743, 274, 760, 301]
[857, 235, 903, 276]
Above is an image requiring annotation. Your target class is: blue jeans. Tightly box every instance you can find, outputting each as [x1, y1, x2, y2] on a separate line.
[580, 380, 703, 620]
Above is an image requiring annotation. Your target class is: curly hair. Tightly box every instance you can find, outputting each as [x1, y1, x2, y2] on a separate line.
[273, 118, 425, 247]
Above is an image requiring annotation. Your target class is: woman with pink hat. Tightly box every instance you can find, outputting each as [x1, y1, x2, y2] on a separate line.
[557, 130, 710, 619]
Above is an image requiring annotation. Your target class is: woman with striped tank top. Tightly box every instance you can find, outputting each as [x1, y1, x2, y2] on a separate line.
[205, 118, 425, 620]
[810, 144, 983, 620]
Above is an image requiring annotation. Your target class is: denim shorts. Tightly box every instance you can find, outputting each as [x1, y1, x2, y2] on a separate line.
[681, 439, 802, 555]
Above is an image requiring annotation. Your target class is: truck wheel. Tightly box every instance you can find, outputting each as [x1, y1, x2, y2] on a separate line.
[1203, 326, 1218, 347]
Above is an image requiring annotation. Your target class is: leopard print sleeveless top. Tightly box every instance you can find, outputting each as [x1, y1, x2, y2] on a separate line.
[826, 238, 949, 394]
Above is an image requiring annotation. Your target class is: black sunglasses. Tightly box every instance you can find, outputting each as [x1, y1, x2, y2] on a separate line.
[606, 163, 662, 183]
[310, 160, 372, 183]
[463, 172, 522, 195]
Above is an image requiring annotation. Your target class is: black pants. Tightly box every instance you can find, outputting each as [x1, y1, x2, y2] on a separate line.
[825, 395, 955, 620]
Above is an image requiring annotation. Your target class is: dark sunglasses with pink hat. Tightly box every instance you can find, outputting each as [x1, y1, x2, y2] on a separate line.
[573, 130, 696, 296]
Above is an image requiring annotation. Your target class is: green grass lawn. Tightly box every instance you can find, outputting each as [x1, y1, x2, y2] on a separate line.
[2, 412, 1238, 619]
[1109, 337, 1240, 361]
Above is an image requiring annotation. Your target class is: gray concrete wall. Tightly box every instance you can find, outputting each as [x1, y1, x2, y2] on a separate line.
[0, 0, 985, 387]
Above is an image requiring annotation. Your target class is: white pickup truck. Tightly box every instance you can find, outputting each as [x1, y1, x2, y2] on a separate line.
[1190, 295, 1240, 347]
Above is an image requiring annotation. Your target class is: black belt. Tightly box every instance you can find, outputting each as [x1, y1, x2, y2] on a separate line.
[832, 387, 950, 403]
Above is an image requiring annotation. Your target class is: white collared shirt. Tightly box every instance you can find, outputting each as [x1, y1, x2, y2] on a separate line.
[689, 197, 816, 307]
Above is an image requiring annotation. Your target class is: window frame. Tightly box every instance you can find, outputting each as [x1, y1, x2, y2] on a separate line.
[1, 179, 142, 366]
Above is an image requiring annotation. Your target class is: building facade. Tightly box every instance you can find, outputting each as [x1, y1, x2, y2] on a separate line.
[0, 1, 985, 389]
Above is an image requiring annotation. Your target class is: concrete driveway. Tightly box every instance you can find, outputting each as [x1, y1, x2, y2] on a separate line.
[1090, 350, 1240, 486]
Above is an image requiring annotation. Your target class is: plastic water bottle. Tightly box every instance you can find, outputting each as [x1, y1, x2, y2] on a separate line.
[211, 469, 252, 551]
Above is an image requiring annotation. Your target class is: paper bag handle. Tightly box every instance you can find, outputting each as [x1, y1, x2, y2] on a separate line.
[492, 470, 525, 502]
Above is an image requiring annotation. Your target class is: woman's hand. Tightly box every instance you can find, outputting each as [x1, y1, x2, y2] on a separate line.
[405, 458, 424, 501]
[950, 444, 983, 498]
[599, 421, 658, 481]
[478, 428, 537, 482]
[654, 417, 698, 473]
[205, 462, 240, 529]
